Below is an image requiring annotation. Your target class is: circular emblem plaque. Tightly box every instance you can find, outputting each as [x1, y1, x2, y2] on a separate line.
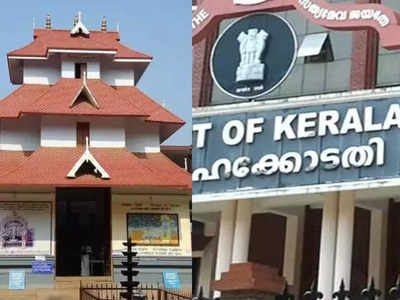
[210, 13, 298, 100]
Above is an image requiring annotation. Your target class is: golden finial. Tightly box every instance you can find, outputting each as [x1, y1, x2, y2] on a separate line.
[45, 14, 51, 30]
[101, 16, 107, 32]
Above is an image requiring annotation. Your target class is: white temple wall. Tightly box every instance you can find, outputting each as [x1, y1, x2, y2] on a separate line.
[101, 58, 135, 86]
[23, 56, 60, 85]
[0, 116, 40, 151]
[61, 55, 101, 79]
[41, 116, 76, 147]
[90, 117, 125, 148]
[125, 118, 160, 153]
[61, 60, 74, 78]
[25, 54, 134, 83]
[41, 116, 129, 148]
[87, 62, 101, 79]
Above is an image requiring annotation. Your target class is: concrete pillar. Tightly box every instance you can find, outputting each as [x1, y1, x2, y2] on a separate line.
[291, 209, 305, 297]
[334, 191, 356, 291]
[231, 199, 252, 264]
[283, 215, 299, 285]
[318, 192, 339, 300]
[215, 201, 236, 281]
[368, 200, 388, 290]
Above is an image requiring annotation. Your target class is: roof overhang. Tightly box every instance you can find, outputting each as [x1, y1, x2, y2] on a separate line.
[8, 56, 48, 60]
[48, 49, 117, 55]
[7, 51, 152, 85]
[114, 58, 153, 62]
[158, 122, 186, 143]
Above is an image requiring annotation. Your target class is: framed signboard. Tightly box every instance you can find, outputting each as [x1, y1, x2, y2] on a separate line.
[127, 213, 179, 246]
[0, 202, 52, 256]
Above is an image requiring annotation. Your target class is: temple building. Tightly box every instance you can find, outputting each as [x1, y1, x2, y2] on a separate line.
[192, 0, 400, 299]
[0, 12, 191, 297]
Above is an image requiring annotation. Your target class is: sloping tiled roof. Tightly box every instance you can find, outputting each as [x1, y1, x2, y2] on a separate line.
[0, 79, 184, 126]
[114, 86, 186, 124]
[22, 79, 147, 117]
[8, 29, 152, 59]
[0, 147, 191, 189]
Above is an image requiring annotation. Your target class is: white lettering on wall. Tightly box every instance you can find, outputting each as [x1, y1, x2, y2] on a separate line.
[246, 117, 264, 143]
[222, 120, 245, 145]
[297, 0, 390, 27]
[274, 114, 297, 141]
[193, 123, 213, 148]
[192, 137, 385, 182]
[192, 9, 210, 30]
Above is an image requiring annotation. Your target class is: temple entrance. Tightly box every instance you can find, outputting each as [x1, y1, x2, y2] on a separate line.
[56, 188, 111, 277]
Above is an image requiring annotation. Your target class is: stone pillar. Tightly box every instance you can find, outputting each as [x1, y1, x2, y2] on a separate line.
[318, 192, 339, 300]
[334, 191, 356, 291]
[232, 200, 252, 264]
[215, 201, 236, 281]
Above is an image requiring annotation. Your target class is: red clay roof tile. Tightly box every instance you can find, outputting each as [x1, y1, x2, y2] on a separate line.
[0, 79, 183, 126]
[8, 29, 152, 59]
[0, 147, 191, 189]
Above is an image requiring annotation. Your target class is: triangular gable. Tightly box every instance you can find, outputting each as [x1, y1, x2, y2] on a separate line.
[67, 137, 110, 179]
[70, 77, 100, 109]
[71, 12, 90, 36]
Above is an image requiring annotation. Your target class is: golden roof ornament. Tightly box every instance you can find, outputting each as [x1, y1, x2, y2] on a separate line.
[101, 16, 107, 32]
[71, 11, 90, 36]
[45, 14, 51, 30]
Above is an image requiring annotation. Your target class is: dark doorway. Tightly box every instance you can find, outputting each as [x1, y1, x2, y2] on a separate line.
[75, 63, 87, 79]
[300, 206, 322, 298]
[248, 213, 287, 274]
[77, 122, 90, 146]
[350, 208, 371, 300]
[56, 188, 111, 277]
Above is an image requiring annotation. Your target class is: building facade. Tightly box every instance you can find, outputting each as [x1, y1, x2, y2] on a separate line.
[192, 0, 400, 299]
[0, 13, 191, 298]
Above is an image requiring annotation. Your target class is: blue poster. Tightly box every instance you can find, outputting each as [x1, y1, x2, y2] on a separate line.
[9, 270, 25, 290]
[32, 261, 54, 274]
[163, 271, 181, 289]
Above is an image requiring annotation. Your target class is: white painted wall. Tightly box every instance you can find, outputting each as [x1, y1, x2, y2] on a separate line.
[0, 116, 41, 151]
[61, 55, 100, 79]
[41, 116, 76, 147]
[61, 60, 75, 79]
[101, 58, 135, 86]
[23, 56, 60, 85]
[41, 116, 127, 148]
[87, 62, 100, 79]
[126, 118, 160, 153]
[90, 118, 125, 148]
[39, 116, 159, 150]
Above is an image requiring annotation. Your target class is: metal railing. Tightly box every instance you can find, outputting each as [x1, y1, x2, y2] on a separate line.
[80, 283, 192, 300]
[195, 276, 400, 300]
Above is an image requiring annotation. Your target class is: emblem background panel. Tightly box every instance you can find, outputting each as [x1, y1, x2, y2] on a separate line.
[211, 13, 297, 99]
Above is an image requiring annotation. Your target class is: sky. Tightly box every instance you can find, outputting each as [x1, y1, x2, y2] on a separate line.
[0, 0, 192, 146]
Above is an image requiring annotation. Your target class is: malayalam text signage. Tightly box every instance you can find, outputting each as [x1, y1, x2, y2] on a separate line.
[192, 0, 400, 50]
[193, 97, 400, 194]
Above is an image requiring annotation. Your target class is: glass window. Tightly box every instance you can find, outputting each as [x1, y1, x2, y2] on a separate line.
[377, 0, 400, 87]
